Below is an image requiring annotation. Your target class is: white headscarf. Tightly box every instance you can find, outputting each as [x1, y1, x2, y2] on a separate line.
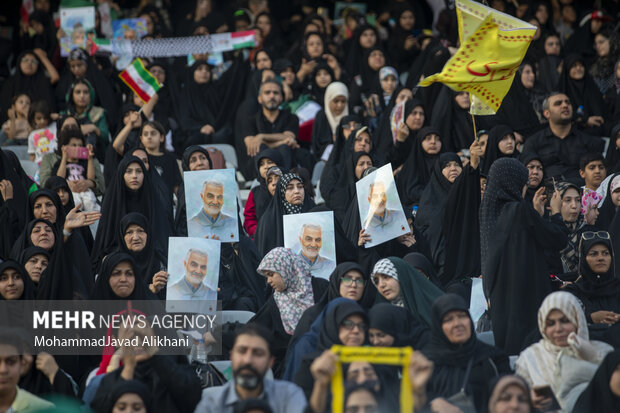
[515, 292, 612, 411]
[324, 82, 349, 134]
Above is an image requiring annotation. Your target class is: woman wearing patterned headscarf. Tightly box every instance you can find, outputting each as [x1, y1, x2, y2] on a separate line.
[249, 247, 327, 376]
[516, 292, 612, 412]
[254, 173, 316, 256]
[480, 158, 568, 355]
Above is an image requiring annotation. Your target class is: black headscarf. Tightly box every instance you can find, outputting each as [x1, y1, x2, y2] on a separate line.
[519, 152, 545, 202]
[0, 50, 54, 124]
[0, 260, 35, 300]
[328, 151, 371, 222]
[114, 213, 166, 285]
[291, 262, 375, 342]
[422, 294, 508, 410]
[570, 236, 620, 297]
[25, 189, 65, 234]
[558, 54, 606, 122]
[180, 60, 218, 132]
[252, 149, 284, 220]
[308, 61, 335, 105]
[358, 46, 384, 95]
[55, 48, 119, 125]
[396, 126, 443, 207]
[424, 294, 491, 366]
[254, 173, 315, 256]
[605, 125, 620, 174]
[415, 153, 461, 273]
[319, 115, 365, 205]
[480, 125, 517, 175]
[102, 379, 152, 413]
[175, 146, 213, 236]
[403, 252, 442, 289]
[19, 246, 50, 286]
[0, 147, 30, 224]
[93, 157, 167, 271]
[387, 5, 420, 72]
[344, 25, 380, 77]
[11, 218, 87, 300]
[431, 86, 480, 153]
[317, 299, 368, 352]
[572, 350, 620, 413]
[369, 303, 430, 348]
[90, 252, 155, 300]
[42, 176, 74, 214]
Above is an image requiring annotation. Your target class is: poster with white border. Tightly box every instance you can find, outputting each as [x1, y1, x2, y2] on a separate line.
[356, 164, 409, 248]
[184, 169, 239, 242]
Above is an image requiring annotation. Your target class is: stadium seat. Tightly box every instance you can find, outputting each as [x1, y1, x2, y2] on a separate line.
[477, 331, 495, 346]
[221, 310, 255, 325]
[19, 160, 38, 178]
[3, 145, 29, 160]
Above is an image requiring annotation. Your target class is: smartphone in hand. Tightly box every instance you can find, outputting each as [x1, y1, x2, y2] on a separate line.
[67, 146, 89, 160]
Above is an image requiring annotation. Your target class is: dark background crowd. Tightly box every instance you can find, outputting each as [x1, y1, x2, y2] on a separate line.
[1, 0, 620, 412]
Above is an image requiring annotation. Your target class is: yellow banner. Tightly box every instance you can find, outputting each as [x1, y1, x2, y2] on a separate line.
[419, 0, 536, 115]
[330, 345, 414, 413]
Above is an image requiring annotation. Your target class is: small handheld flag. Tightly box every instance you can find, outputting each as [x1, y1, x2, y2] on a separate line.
[118, 58, 161, 103]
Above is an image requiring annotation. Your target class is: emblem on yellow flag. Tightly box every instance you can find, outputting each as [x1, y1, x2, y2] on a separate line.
[419, 0, 537, 115]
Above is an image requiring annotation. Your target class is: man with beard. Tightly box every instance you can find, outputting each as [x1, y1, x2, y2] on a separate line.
[193, 324, 307, 413]
[168, 249, 216, 303]
[239, 80, 306, 178]
[363, 181, 400, 232]
[296, 223, 335, 279]
[522, 92, 604, 185]
[188, 181, 236, 240]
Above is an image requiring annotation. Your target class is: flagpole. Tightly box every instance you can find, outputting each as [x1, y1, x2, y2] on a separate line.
[469, 94, 478, 142]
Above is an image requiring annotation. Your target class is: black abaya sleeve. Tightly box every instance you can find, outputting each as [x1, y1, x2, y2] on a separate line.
[311, 111, 333, 157]
[441, 165, 481, 286]
[0, 201, 20, 260]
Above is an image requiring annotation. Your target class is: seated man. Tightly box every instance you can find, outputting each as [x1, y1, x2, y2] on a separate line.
[194, 324, 307, 413]
[239, 80, 313, 179]
[0, 332, 54, 413]
[522, 92, 604, 184]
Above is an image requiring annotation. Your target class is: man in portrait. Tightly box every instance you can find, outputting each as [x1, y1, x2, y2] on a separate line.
[188, 180, 236, 239]
[296, 223, 335, 279]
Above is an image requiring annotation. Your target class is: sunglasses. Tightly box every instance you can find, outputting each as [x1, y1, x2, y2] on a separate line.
[581, 231, 610, 241]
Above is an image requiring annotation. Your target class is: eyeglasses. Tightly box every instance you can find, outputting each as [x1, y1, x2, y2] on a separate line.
[341, 277, 365, 287]
[581, 231, 610, 241]
[341, 320, 367, 331]
[343, 123, 361, 130]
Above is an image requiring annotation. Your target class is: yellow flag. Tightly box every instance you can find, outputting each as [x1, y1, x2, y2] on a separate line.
[419, 0, 536, 115]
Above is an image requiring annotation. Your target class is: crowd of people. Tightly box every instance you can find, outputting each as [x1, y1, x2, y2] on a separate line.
[1, 0, 620, 412]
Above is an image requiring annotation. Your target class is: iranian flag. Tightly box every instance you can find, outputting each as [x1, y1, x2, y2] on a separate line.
[230, 31, 255, 50]
[118, 58, 161, 103]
